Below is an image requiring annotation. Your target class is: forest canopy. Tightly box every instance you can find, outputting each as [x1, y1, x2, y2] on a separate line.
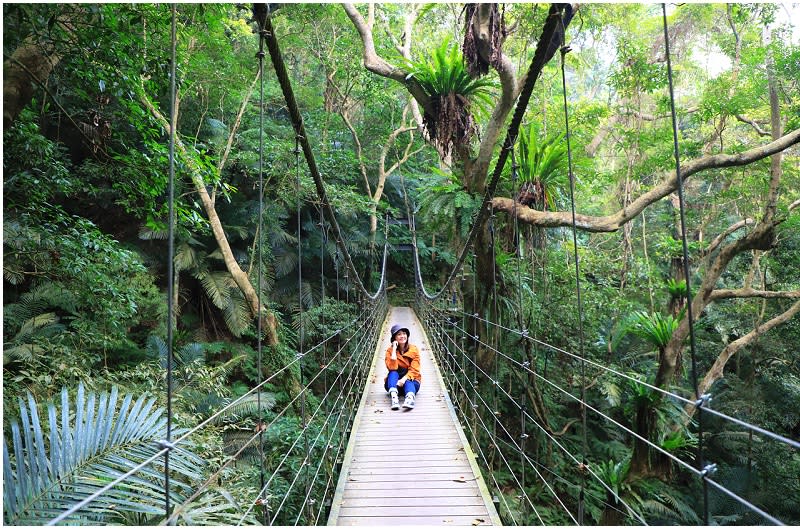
[3, 3, 799, 525]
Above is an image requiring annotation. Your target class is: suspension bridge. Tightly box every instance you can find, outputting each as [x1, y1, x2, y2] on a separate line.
[5, 4, 798, 527]
[327, 307, 501, 526]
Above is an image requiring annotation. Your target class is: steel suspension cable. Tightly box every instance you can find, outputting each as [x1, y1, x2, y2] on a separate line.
[162, 311, 371, 524]
[164, 4, 177, 523]
[293, 131, 313, 523]
[428, 288, 800, 525]
[49, 7, 181, 525]
[54, 319, 347, 526]
[51, 10, 391, 526]
[427, 313, 610, 525]
[661, 4, 709, 524]
[557, 20, 588, 525]
[428, 309, 649, 525]
[435, 307, 788, 525]
[399, 304, 800, 450]
[255, 11, 268, 523]
[260, 14, 383, 302]
[429, 314, 575, 525]
[509, 147, 528, 517]
[236, 310, 381, 524]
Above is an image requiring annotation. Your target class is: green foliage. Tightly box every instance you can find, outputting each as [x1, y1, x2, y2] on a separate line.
[416, 167, 482, 248]
[596, 457, 631, 503]
[3, 113, 75, 209]
[404, 37, 496, 109]
[624, 310, 684, 351]
[3, 384, 207, 525]
[516, 123, 568, 210]
[609, 37, 667, 95]
[404, 37, 498, 153]
[3, 3, 799, 525]
[664, 278, 687, 298]
[4, 211, 165, 405]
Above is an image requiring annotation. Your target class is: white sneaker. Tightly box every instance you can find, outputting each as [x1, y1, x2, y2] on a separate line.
[390, 390, 400, 410]
[402, 393, 415, 409]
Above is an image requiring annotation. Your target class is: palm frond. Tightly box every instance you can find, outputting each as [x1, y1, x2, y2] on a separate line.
[197, 271, 235, 310]
[517, 123, 567, 210]
[172, 488, 258, 525]
[403, 37, 498, 154]
[220, 289, 251, 337]
[174, 242, 201, 273]
[216, 393, 278, 422]
[622, 310, 683, 350]
[138, 223, 168, 240]
[149, 336, 207, 370]
[665, 278, 687, 298]
[4, 301, 66, 365]
[3, 384, 205, 525]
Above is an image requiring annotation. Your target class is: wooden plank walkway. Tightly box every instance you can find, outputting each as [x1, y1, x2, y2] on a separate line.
[328, 306, 501, 526]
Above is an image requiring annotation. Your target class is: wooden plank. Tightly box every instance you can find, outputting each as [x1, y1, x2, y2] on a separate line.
[350, 456, 467, 464]
[342, 480, 481, 491]
[338, 505, 489, 517]
[351, 445, 465, 454]
[336, 515, 492, 526]
[327, 307, 501, 526]
[343, 487, 483, 498]
[340, 496, 485, 507]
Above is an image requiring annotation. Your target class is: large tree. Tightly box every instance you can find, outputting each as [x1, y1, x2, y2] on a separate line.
[344, 2, 799, 479]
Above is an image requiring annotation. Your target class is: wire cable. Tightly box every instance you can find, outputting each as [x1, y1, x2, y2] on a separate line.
[661, 6, 707, 521]
[255, 10, 268, 523]
[557, 21, 588, 524]
[164, 5, 177, 523]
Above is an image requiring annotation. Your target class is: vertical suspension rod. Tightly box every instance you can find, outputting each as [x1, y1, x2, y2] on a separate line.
[558, 19, 587, 526]
[662, 3, 707, 523]
[164, 4, 177, 523]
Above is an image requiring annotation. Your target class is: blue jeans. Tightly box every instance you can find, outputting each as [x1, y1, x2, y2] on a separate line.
[385, 370, 420, 396]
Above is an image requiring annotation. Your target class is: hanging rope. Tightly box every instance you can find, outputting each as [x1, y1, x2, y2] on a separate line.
[164, 4, 177, 523]
[260, 14, 382, 302]
[254, 8, 269, 523]
[662, 3, 708, 523]
[558, 14, 588, 524]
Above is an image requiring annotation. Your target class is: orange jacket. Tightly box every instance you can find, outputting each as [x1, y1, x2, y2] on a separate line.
[385, 344, 422, 383]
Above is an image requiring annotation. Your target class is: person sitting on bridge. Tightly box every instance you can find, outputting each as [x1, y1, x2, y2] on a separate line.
[384, 324, 421, 410]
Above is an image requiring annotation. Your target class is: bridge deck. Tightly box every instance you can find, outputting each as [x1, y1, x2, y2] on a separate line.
[328, 307, 500, 526]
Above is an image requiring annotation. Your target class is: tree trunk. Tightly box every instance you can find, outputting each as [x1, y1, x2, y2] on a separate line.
[141, 91, 279, 345]
[4, 36, 61, 129]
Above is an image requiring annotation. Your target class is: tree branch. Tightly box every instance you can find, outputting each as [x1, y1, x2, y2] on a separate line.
[491, 128, 800, 231]
[139, 86, 278, 344]
[736, 114, 770, 136]
[217, 69, 260, 175]
[342, 3, 431, 112]
[685, 300, 800, 420]
[709, 288, 800, 301]
[703, 218, 755, 256]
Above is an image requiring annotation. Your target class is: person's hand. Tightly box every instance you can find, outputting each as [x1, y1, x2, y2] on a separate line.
[391, 341, 397, 360]
[397, 376, 407, 387]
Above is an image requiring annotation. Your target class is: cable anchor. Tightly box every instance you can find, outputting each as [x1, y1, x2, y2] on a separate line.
[700, 463, 718, 477]
[695, 393, 712, 409]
